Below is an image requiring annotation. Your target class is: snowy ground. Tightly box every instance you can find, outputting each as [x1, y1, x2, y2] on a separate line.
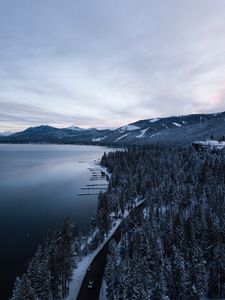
[66, 197, 145, 300]
[98, 279, 107, 300]
[200, 297, 223, 300]
[66, 252, 97, 300]
[88, 160, 111, 179]
[94, 164, 111, 179]
[194, 140, 225, 149]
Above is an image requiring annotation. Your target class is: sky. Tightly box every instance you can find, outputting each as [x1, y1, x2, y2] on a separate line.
[0, 0, 225, 132]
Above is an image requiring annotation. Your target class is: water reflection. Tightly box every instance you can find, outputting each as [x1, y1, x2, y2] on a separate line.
[0, 144, 112, 299]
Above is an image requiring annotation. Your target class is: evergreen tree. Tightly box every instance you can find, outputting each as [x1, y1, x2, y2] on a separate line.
[96, 192, 111, 240]
[27, 246, 50, 299]
[61, 216, 75, 297]
[11, 275, 36, 300]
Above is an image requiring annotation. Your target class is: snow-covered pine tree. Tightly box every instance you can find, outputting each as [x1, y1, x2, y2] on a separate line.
[27, 245, 50, 299]
[61, 216, 75, 297]
[96, 192, 111, 240]
[11, 274, 36, 300]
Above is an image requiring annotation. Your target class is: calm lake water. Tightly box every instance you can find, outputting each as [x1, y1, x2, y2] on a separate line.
[0, 144, 113, 299]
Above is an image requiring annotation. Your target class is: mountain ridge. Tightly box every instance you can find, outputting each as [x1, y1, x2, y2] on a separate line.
[1, 111, 225, 145]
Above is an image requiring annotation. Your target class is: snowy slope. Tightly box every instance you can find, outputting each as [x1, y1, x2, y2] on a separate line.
[118, 125, 140, 133]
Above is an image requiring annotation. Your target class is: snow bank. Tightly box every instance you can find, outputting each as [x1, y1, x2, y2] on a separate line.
[66, 253, 96, 300]
[98, 279, 107, 300]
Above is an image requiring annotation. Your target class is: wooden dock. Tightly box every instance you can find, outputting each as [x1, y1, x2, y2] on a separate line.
[81, 187, 107, 190]
[89, 178, 108, 181]
[78, 193, 100, 196]
[86, 184, 108, 187]
[77, 163, 109, 196]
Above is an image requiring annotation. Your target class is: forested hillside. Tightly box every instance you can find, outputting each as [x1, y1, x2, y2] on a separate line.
[10, 144, 225, 299]
[102, 145, 225, 299]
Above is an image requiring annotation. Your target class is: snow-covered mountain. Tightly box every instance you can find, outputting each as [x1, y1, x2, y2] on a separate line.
[101, 112, 225, 145]
[0, 125, 111, 144]
[1, 112, 225, 145]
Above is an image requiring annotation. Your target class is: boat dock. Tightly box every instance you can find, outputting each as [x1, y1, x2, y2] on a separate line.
[77, 162, 109, 196]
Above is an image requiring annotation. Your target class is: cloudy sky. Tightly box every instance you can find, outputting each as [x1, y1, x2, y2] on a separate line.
[1, 0, 225, 131]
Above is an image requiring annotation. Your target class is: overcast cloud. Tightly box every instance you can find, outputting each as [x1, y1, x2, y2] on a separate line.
[0, 0, 225, 131]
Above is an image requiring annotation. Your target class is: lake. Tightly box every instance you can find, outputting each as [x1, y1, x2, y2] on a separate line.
[0, 144, 113, 299]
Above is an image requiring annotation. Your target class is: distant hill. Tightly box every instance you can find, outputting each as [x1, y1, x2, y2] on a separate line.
[0, 125, 111, 144]
[0, 131, 14, 136]
[1, 112, 225, 145]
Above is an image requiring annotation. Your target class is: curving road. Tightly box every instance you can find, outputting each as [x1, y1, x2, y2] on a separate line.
[76, 200, 146, 300]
